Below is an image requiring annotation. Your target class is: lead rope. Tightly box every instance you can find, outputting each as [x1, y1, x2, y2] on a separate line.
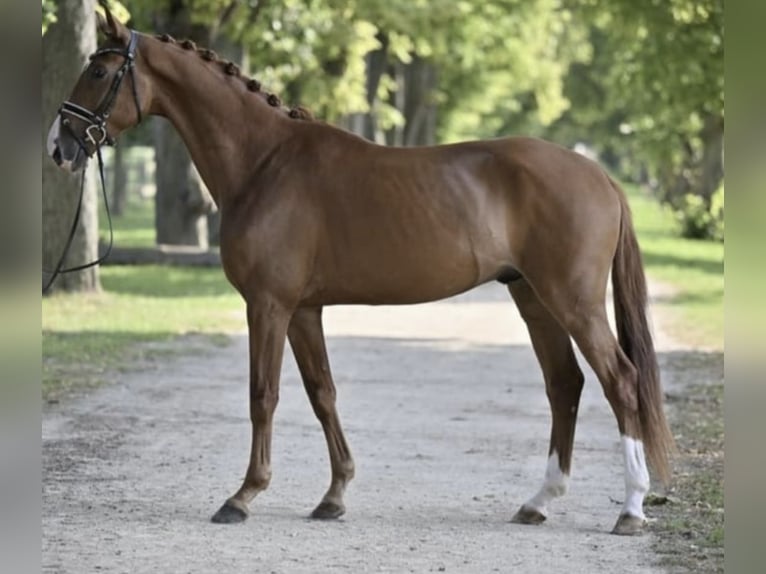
[42, 147, 114, 294]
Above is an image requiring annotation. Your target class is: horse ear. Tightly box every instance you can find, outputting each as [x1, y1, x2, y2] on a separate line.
[96, 1, 130, 43]
[96, 11, 110, 37]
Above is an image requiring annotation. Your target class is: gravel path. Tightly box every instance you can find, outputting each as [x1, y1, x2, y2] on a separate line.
[43, 282, 685, 573]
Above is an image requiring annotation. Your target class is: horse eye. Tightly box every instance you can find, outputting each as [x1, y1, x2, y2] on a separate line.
[90, 65, 108, 80]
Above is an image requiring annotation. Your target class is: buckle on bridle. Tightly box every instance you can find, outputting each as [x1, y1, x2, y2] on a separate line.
[86, 124, 108, 146]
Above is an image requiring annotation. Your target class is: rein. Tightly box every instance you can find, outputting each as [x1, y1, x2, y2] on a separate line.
[43, 30, 141, 294]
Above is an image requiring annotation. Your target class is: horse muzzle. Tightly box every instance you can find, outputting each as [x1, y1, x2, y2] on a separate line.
[46, 116, 88, 173]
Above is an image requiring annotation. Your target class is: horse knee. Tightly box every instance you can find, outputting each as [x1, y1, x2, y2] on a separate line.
[306, 384, 337, 420]
[545, 368, 585, 405]
[614, 357, 639, 413]
[250, 388, 279, 421]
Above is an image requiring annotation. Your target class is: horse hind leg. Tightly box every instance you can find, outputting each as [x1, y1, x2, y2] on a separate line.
[563, 308, 650, 535]
[287, 307, 355, 519]
[531, 281, 650, 535]
[507, 280, 585, 525]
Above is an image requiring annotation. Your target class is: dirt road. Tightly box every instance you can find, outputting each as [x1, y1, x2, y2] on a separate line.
[43, 283, 684, 573]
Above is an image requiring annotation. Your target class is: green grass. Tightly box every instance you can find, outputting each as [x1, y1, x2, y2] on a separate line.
[42, 266, 245, 399]
[625, 185, 724, 349]
[651, 352, 724, 571]
[100, 195, 156, 248]
[98, 145, 157, 248]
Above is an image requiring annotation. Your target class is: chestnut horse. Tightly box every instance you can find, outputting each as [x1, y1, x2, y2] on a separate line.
[46, 7, 674, 535]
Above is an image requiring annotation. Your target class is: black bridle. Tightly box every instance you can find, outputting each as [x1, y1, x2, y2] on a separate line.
[43, 30, 143, 294]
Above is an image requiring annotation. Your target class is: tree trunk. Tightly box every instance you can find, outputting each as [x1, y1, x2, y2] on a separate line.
[386, 61, 406, 146]
[698, 113, 724, 202]
[151, 2, 213, 247]
[111, 144, 127, 216]
[402, 57, 437, 147]
[42, 0, 100, 294]
[345, 34, 389, 142]
[384, 57, 437, 146]
[153, 119, 211, 247]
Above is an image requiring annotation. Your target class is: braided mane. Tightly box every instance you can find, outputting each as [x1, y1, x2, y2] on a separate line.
[156, 33, 314, 121]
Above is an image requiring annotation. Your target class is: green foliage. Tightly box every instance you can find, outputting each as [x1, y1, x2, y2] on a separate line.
[435, 0, 590, 142]
[99, 0, 131, 23]
[552, 0, 724, 222]
[710, 183, 724, 241]
[673, 184, 724, 241]
[44, 0, 130, 36]
[42, 0, 56, 35]
[121, 1, 585, 133]
[674, 193, 716, 240]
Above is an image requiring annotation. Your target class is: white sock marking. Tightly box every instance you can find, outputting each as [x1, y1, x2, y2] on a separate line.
[524, 452, 568, 515]
[621, 436, 650, 519]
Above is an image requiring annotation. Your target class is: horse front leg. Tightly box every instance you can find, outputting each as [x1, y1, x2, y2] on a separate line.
[212, 298, 291, 523]
[288, 307, 355, 519]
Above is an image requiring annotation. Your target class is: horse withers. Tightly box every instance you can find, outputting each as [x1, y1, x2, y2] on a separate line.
[46, 4, 674, 535]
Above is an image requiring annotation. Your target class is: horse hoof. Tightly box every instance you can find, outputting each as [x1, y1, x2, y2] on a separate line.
[310, 501, 345, 520]
[211, 500, 248, 524]
[510, 505, 547, 525]
[611, 513, 647, 535]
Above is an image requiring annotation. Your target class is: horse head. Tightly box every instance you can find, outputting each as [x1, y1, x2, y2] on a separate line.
[46, 3, 150, 172]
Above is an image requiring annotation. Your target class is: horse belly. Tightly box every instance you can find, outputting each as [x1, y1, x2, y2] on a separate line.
[309, 216, 509, 306]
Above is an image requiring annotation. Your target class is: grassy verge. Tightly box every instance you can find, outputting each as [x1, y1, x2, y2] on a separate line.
[625, 185, 723, 350]
[620, 189, 723, 570]
[651, 352, 724, 573]
[42, 265, 245, 400]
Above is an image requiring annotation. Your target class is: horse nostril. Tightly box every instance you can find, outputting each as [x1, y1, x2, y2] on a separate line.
[52, 146, 63, 166]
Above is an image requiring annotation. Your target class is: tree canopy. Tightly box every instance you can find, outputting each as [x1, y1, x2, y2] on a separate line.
[43, 0, 724, 238]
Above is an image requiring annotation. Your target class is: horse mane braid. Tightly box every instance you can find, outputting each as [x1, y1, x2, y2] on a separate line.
[289, 106, 314, 120]
[155, 34, 312, 121]
[199, 48, 217, 61]
[224, 62, 241, 76]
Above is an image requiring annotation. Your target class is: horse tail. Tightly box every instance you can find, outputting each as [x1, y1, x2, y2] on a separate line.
[609, 176, 675, 483]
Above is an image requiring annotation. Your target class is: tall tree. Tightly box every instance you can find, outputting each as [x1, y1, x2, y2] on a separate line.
[110, 144, 128, 216]
[553, 0, 724, 231]
[150, 1, 214, 247]
[152, 119, 212, 247]
[42, 0, 100, 293]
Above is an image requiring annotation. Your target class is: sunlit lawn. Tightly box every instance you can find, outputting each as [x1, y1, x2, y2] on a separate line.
[42, 266, 245, 397]
[625, 185, 724, 350]
[100, 195, 155, 247]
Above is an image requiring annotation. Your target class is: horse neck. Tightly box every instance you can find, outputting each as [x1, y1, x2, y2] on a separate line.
[141, 36, 292, 206]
